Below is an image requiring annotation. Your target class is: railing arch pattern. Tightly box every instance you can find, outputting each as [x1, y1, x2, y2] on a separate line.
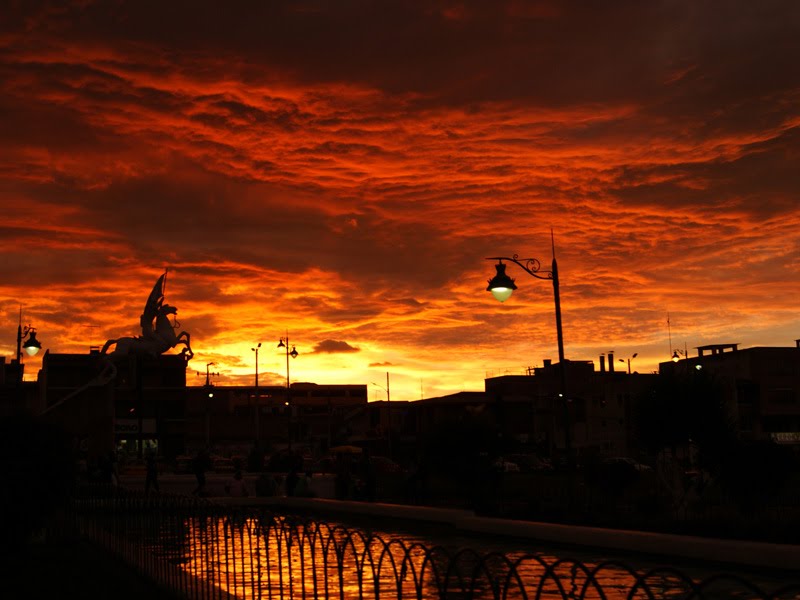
[70, 486, 800, 600]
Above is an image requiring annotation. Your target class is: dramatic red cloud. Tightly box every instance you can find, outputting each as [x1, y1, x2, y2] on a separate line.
[1, 1, 799, 399]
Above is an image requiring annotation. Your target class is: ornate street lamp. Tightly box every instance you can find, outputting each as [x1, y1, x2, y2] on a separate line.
[278, 334, 298, 450]
[19, 326, 41, 359]
[485, 239, 571, 463]
[14, 307, 42, 384]
[16, 311, 42, 363]
[672, 345, 688, 362]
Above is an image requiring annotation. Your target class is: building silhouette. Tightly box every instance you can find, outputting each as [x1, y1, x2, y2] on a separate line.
[1, 340, 798, 465]
[660, 342, 800, 447]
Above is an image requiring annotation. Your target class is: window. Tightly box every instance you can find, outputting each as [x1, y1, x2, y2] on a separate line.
[768, 388, 796, 405]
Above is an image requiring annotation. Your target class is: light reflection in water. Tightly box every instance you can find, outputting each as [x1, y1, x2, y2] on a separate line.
[136, 513, 795, 600]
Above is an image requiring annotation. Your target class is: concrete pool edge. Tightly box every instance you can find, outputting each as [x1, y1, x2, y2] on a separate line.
[213, 496, 800, 572]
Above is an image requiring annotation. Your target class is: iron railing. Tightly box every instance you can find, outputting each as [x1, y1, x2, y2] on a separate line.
[70, 486, 800, 600]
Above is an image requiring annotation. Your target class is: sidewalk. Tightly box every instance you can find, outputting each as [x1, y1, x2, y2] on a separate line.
[2, 537, 182, 599]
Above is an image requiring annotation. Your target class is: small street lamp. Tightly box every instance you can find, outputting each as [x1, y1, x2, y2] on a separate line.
[619, 352, 638, 374]
[203, 362, 218, 386]
[672, 347, 702, 372]
[371, 380, 389, 401]
[371, 371, 392, 458]
[485, 236, 571, 464]
[197, 362, 218, 446]
[278, 334, 298, 450]
[252, 342, 262, 444]
[672, 345, 689, 362]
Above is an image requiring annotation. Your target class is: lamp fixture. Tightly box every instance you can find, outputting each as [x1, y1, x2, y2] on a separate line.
[486, 261, 518, 302]
[23, 329, 42, 356]
[16, 306, 44, 371]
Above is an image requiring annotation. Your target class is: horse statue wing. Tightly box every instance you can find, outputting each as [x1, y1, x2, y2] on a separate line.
[140, 271, 167, 337]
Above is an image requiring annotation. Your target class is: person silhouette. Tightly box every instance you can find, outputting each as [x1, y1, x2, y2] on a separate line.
[285, 466, 299, 497]
[255, 471, 278, 497]
[192, 448, 210, 496]
[145, 452, 159, 495]
[224, 468, 250, 497]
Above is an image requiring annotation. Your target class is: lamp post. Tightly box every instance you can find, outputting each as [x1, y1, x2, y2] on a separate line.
[201, 362, 217, 447]
[371, 371, 391, 458]
[672, 344, 689, 362]
[15, 307, 42, 384]
[204, 362, 217, 386]
[485, 243, 571, 463]
[16, 316, 42, 362]
[619, 353, 638, 374]
[278, 334, 298, 450]
[252, 343, 261, 445]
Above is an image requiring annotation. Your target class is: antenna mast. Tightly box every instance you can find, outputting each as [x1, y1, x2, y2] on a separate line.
[667, 312, 673, 358]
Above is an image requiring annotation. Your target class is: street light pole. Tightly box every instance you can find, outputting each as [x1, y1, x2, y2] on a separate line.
[16, 307, 42, 362]
[252, 342, 261, 445]
[202, 362, 218, 448]
[485, 241, 571, 463]
[278, 334, 298, 451]
[204, 362, 216, 386]
[371, 371, 392, 457]
[15, 307, 42, 385]
[620, 353, 638, 374]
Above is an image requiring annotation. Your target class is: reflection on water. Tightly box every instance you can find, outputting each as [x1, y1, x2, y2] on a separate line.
[134, 513, 799, 600]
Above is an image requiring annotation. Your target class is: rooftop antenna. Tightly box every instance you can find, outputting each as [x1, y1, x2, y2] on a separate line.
[667, 312, 673, 359]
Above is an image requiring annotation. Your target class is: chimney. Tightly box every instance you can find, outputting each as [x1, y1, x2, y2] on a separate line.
[543, 359, 552, 368]
[599, 354, 606, 373]
[608, 351, 615, 372]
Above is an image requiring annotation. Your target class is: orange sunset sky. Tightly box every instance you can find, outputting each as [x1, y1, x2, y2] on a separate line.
[1, 1, 799, 400]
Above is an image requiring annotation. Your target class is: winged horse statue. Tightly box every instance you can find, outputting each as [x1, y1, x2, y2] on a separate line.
[101, 272, 194, 361]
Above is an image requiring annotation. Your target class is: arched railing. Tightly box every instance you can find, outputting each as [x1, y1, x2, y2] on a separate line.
[70, 485, 800, 600]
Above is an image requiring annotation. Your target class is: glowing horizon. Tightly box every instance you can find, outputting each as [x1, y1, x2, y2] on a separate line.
[2, 1, 799, 400]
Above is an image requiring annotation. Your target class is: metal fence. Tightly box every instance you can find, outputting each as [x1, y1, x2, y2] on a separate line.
[71, 486, 800, 600]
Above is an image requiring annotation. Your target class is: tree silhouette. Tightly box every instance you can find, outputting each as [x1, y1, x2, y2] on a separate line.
[634, 368, 734, 468]
[635, 368, 800, 530]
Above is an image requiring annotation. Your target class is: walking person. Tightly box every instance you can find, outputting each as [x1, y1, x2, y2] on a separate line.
[145, 452, 159, 495]
[224, 468, 250, 497]
[192, 448, 210, 497]
[285, 466, 300, 497]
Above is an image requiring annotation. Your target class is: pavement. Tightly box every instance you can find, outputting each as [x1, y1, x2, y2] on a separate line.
[3, 537, 182, 599]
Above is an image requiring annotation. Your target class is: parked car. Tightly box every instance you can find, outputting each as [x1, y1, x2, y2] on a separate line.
[601, 456, 653, 472]
[213, 456, 235, 473]
[369, 456, 404, 474]
[174, 455, 193, 474]
[506, 453, 554, 472]
[266, 449, 304, 472]
[492, 458, 520, 472]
